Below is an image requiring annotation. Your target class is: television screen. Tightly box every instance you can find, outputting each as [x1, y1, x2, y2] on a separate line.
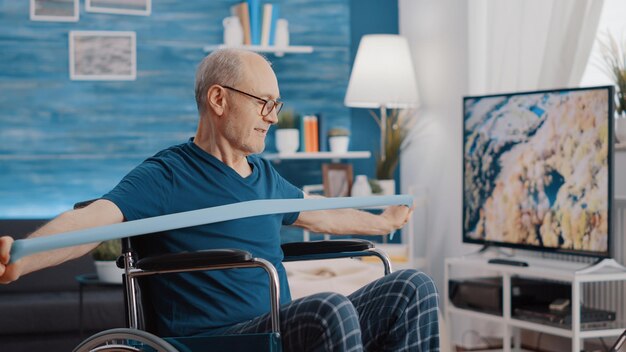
[463, 86, 613, 257]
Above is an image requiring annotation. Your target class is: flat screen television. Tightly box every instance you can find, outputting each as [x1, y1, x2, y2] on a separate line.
[463, 86, 614, 258]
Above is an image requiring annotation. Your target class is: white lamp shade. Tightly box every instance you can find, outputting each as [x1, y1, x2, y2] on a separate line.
[344, 34, 419, 109]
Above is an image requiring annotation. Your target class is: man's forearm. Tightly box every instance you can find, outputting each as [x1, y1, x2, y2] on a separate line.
[295, 208, 395, 235]
[15, 199, 124, 277]
[19, 211, 100, 275]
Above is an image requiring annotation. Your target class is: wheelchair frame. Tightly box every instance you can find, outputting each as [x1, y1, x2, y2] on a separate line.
[73, 237, 393, 352]
[61, 198, 401, 351]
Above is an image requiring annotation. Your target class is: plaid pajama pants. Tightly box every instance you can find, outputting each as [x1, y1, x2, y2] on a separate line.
[211, 269, 440, 352]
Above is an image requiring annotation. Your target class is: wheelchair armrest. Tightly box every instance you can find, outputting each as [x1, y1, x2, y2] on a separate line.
[135, 249, 252, 271]
[281, 239, 374, 258]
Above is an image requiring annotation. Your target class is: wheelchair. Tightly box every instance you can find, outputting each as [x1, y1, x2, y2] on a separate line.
[71, 201, 394, 352]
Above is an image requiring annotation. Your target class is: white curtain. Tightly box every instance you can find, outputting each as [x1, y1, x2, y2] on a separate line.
[468, 0, 604, 95]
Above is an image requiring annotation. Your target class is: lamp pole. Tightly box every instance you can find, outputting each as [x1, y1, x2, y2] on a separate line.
[379, 105, 387, 161]
[344, 35, 419, 163]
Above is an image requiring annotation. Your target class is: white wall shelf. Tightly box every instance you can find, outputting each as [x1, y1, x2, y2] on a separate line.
[203, 44, 313, 56]
[444, 255, 626, 352]
[263, 151, 371, 162]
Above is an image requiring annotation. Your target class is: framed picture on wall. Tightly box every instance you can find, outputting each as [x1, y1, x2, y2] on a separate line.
[86, 0, 151, 16]
[69, 31, 137, 81]
[30, 0, 79, 22]
[322, 163, 353, 197]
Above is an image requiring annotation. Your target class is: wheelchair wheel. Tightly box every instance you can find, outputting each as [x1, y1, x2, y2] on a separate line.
[73, 328, 179, 352]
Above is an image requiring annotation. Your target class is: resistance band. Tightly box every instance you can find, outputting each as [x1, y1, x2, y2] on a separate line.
[11, 195, 412, 263]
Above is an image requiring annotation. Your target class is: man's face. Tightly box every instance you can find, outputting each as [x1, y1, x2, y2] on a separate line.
[222, 55, 280, 155]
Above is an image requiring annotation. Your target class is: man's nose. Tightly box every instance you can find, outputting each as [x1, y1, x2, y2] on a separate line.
[265, 109, 279, 124]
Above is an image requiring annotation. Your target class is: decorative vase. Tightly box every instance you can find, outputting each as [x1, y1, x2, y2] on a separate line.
[222, 16, 244, 46]
[351, 175, 372, 197]
[94, 260, 123, 284]
[377, 179, 396, 195]
[274, 19, 289, 47]
[275, 128, 299, 154]
[329, 136, 349, 153]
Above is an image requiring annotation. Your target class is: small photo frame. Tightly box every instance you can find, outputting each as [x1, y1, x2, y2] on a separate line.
[30, 0, 79, 22]
[322, 163, 353, 197]
[86, 0, 151, 16]
[69, 31, 137, 81]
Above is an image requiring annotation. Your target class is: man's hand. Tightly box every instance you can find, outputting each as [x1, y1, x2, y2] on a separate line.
[0, 199, 124, 284]
[0, 236, 20, 284]
[295, 196, 415, 236]
[381, 205, 414, 231]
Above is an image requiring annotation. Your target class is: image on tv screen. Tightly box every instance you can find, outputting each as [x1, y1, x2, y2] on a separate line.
[463, 86, 612, 256]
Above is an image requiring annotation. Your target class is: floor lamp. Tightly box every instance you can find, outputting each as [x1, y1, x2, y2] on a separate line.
[344, 34, 419, 161]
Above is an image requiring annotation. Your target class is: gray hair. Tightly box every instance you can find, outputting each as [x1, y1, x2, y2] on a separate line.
[194, 49, 243, 116]
[194, 49, 270, 116]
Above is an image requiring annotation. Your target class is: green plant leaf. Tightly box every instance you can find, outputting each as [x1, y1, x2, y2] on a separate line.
[91, 240, 121, 261]
[597, 31, 626, 114]
[328, 127, 350, 137]
[375, 108, 416, 179]
[277, 109, 298, 129]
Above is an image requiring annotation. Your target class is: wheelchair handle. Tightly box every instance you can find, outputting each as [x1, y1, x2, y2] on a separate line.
[11, 195, 413, 263]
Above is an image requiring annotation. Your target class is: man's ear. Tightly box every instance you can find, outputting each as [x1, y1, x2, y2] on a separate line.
[207, 85, 226, 116]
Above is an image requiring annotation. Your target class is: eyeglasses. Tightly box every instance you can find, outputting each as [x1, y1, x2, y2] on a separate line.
[222, 86, 284, 117]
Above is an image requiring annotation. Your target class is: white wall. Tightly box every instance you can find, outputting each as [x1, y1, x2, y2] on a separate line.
[616, 151, 626, 196]
[399, 2, 498, 348]
[398, 2, 624, 349]
[399, 0, 471, 293]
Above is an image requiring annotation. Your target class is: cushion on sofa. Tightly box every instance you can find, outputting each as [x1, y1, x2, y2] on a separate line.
[0, 256, 97, 293]
[0, 288, 125, 334]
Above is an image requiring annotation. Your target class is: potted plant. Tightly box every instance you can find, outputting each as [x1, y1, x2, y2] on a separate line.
[275, 109, 300, 154]
[598, 31, 626, 143]
[327, 127, 350, 153]
[91, 240, 123, 284]
[375, 109, 416, 195]
[368, 178, 383, 195]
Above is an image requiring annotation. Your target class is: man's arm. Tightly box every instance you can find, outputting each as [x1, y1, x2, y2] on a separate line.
[0, 199, 124, 284]
[293, 193, 413, 235]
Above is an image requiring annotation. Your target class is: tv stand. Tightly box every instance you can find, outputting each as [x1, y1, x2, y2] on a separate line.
[577, 258, 626, 274]
[444, 255, 626, 352]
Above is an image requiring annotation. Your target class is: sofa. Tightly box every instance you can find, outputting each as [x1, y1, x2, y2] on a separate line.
[0, 220, 125, 352]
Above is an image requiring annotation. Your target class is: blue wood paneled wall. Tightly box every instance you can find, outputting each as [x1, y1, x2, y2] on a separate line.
[0, 0, 352, 219]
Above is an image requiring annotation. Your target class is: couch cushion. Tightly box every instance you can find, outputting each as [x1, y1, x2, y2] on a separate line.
[1, 331, 89, 352]
[0, 219, 97, 293]
[0, 256, 96, 293]
[0, 288, 125, 334]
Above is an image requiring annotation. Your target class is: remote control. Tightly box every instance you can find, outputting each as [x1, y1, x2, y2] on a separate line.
[487, 258, 529, 267]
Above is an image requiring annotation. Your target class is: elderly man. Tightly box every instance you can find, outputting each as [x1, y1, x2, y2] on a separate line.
[0, 49, 439, 351]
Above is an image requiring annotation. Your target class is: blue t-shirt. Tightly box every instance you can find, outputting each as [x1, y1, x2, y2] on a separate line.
[102, 139, 303, 336]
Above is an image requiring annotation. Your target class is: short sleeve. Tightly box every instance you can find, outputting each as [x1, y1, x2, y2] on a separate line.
[101, 159, 173, 221]
[266, 162, 303, 225]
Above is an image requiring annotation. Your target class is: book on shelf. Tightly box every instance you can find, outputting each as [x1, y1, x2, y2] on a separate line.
[268, 4, 280, 46]
[260, 4, 273, 46]
[302, 115, 319, 153]
[316, 113, 326, 152]
[233, 2, 251, 45]
[231, 2, 282, 48]
[303, 116, 311, 152]
[247, 0, 261, 45]
[298, 115, 305, 152]
[311, 115, 319, 152]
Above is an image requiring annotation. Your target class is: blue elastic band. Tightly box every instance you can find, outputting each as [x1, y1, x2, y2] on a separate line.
[10, 195, 412, 263]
